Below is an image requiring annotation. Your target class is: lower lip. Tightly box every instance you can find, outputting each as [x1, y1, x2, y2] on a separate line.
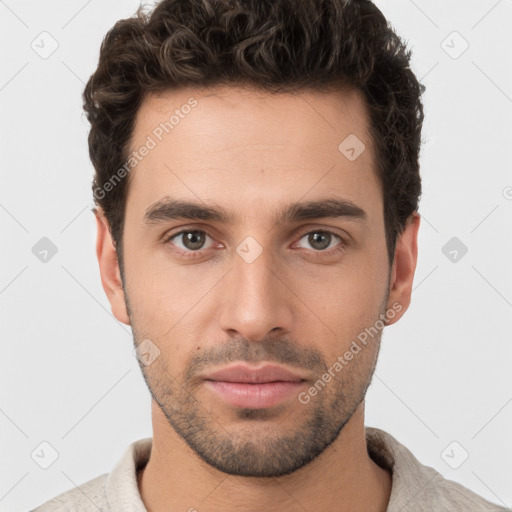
[204, 380, 305, 409]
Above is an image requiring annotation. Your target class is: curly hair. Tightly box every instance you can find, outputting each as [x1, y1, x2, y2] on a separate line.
[83, 0, 425, 271]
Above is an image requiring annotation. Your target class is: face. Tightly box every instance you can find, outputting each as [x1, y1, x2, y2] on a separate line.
[97, 84, 418, 478]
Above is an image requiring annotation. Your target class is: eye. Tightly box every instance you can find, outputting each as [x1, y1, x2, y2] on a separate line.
[163, 228, 347, 260]
[295, 230, 345, 253]
[164, 229, 215, 257]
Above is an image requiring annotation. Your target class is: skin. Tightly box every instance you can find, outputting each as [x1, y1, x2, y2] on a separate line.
[96, 84, 420, 511]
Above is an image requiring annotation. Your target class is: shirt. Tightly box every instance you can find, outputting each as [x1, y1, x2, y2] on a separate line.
[30, 426, 510, 511]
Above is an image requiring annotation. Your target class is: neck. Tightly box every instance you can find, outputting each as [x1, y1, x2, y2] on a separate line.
[137, 401, 392, 512]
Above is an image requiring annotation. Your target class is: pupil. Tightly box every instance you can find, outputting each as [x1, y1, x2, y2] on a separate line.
[309, 232, 330, 250]
[184, 231, 204, 250]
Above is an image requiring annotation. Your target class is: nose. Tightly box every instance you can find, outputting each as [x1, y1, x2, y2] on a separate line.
[218, 240, 295, 343]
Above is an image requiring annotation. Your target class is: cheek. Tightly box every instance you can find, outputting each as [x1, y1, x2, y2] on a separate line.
[307, 261, 385, 315]
[124, 256, 221, 347]
[298, 262, 388, 362]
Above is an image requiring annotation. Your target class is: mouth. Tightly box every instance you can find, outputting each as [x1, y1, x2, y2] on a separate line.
[202, 363, 308, 409]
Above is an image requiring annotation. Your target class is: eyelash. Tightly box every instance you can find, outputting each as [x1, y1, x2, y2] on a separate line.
[162, 229, 347, 260]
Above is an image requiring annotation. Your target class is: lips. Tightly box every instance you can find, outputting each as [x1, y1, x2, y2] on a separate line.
[202, 363, 308, 409]
[202, 363, 307, 384]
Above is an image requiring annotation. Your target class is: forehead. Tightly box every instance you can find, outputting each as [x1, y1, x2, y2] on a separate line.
[132, 84, 371, 154]
[125, 84, 382, 227]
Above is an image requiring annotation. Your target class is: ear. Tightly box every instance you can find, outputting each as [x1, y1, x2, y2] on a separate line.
[385, 212, 420, 326]
[95, 209, 130, 325]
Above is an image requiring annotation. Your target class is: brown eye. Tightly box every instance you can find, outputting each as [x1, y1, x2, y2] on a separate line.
[296, 231, 343, 252]
[179, 230, 207, 250]
[165, 230, 215, 256]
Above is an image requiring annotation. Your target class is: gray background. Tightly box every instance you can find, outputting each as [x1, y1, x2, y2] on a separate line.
[1, 1, 511, 511]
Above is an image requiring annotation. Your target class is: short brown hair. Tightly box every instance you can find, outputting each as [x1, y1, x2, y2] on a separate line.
[84, 0, 425, 272]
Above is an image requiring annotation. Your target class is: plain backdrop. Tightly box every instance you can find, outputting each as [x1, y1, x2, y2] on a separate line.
[1, 1, 511, 511]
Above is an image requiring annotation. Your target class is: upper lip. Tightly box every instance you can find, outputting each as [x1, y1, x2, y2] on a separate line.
[203, 364, 307, 383]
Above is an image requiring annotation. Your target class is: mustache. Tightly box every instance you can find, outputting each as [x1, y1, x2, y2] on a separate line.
[185, 336, 327, 379]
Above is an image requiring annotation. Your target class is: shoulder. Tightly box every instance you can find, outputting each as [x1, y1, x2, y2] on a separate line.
[407, 471, 510, 511]
[28, 437, 151, 512]
[29, 473, 108, 512]
[365, 427, 510, 512]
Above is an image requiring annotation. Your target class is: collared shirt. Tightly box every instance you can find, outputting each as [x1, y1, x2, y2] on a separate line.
[30, 427, 510, 511]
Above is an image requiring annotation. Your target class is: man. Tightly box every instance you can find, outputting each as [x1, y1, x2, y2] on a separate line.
[31, 0, 508, 510]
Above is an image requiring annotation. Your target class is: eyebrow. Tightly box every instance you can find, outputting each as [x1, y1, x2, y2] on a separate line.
[143, 197, 368, 227]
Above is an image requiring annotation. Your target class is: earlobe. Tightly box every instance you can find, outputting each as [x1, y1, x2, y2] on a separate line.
[385, 212, 420, 326]
[94, 210, 131, 326]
